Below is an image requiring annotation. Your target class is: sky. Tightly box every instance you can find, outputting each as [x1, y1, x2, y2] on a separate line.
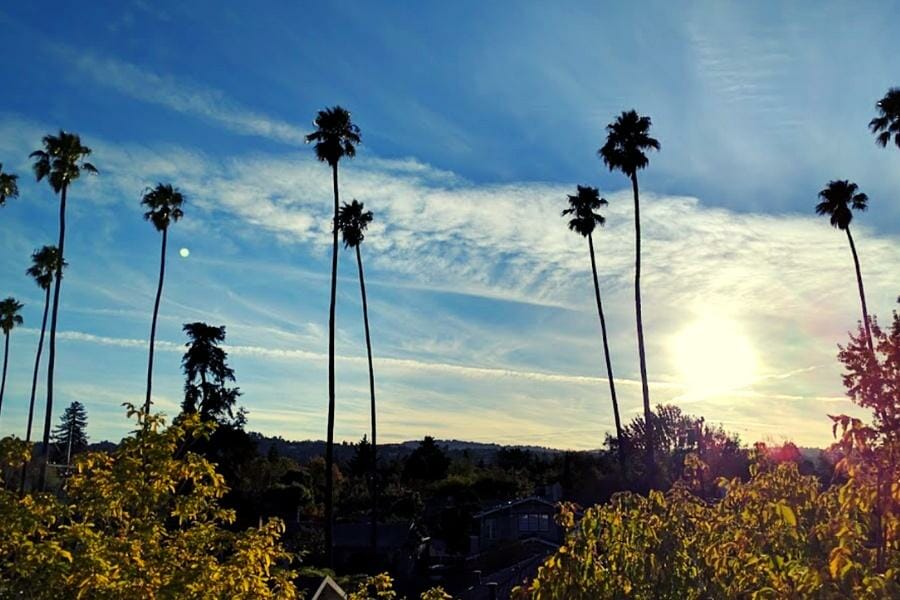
[0, 1, 898, 449]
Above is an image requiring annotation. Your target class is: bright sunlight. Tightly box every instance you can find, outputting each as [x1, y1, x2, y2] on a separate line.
[672, 314, 758, 398]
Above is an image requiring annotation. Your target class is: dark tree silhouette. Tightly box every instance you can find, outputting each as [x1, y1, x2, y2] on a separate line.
[306, 105, 360, 565]
[20, 246, 65, 492]
[403, 436, 450, 482]
[337, 198, 379, 554]
[869, 87, 900, 149]
[30, 130, 97, 490]
[816, 180, 874, 353]
[181, 322, 240, 424]
[141, 183, 185, 415]
[599, 110, 660, 485]
[0, 297, 24, 422]
[562, 185, 624, 466]
[50, 400, 88, 466]
[0, 163, 19, 206]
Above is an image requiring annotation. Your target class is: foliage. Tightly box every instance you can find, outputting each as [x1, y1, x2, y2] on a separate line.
[870, 87, 900, 148]
[30, 130, 98, 193]
[50, 400, 89, 464]
[181, 322, 242, 423]
[337, 199, 373, 248]
[347, 573, 451, 600]
[0, 297, 24, 334]
[403, 437, 450, 482]
[816, 180, 868, 231]
[0, 406, 298, 599]
[0, 163, 18, 206]
[141, 182, 185, 231]
[513, 314, 900, 599]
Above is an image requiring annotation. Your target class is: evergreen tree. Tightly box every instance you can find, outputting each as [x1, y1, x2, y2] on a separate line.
[50, 400, 88, 465]
[181, 322, 241, 425]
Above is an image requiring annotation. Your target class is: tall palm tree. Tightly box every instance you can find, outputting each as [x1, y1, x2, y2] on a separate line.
[0, 297, 24, 421]
[0, 163, 19, 206]
[337, 199, 379, 554]
[30, 130, 97, 490]
[869, 88, 900, 149]
[562, 185, 625, 466]
[599, 110, 660, 484]
[141, 183, 185, 415]
[816, 180, 874, 353]
[305, 106, 360, 565]
[20, 246, 65, 492]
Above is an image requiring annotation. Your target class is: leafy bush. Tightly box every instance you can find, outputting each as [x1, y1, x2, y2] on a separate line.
[514, 314, 900, 599]
[0, 406, 298, 599]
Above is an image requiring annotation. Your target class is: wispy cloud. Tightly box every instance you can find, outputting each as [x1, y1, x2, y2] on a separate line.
[57, 49, 308, 145]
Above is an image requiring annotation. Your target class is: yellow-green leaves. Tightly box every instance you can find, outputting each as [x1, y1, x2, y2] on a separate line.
[0, 408, 298, 599]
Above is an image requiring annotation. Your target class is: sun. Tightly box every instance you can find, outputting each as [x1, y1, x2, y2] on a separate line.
[672, 314, 758, 398]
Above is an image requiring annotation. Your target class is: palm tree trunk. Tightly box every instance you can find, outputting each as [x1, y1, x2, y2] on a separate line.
[588, 234, 624, 466]
[145, 227, 168, 415]
[845, 228, 874, 354]
[324, 161, 340, 567]
[356, 244, 378, 556]
[0, 331, 9, 421]
[39, 184, 67, 491]
[631, 173, 655, 486]
[20, 285, 51, 493]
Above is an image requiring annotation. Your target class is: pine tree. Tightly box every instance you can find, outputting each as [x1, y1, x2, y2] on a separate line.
[51, 401, 88, 466]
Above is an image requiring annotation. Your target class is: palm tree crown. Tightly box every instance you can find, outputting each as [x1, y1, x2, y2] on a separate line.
[0, 297, 24, 334]
[0, 163, 19, 206]
[141, 183, 185, 231]
[337, 199, 373, 248]
[305, 106, 361, 166]
[26, 246, 66, 291]
[30, 130, 98, 193]
[599, 110, 660, 177]
[562, 185, 607, 237]
[816, 180, 868, 230]
[869, 88, 900, 148]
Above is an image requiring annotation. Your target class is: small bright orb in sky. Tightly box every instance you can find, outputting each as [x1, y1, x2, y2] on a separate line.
[672, 315, 758, 398]
[179, 247, 190, 258]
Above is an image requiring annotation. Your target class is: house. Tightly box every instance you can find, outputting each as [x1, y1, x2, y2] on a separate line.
[472, 497, 562, 552]
[333, 520, 428, 575]
[311, 576, 346, 600]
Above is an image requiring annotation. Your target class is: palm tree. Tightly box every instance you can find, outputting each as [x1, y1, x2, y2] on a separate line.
[306, 106, 360, 565]
[30, 130, 97, 490]
[337, 199, 379, 554]
[20, 246, 65, 492]
[816, 180, 874, 353]
[0, 297, 24, 421]
[599, 110, 660, 484]
[0, 163, 19, 206]
[141, 183, 185, 415]
[562, 185, 625, 467]
[869, 88, 900, 149]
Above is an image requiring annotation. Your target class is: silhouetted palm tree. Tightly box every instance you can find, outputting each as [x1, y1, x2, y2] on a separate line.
[30, 130, 97, 489]
[337, 199, 379, 554]
[0, 297, 24, 422]
[816, 180, 874, 353]
[599, 110, 660, 484]
[141, 183, 185, 415]
[562, 185, 625, 467]
[0, 163, 19, 206]
[306, 105, 360, 565]
[20, 246, 65, 492]
[869, 88, 900, 149]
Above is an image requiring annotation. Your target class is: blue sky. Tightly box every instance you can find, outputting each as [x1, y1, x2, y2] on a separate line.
[1, 1, 898, 448]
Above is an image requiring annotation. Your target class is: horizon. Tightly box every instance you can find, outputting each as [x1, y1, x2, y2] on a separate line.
[1, 1, 899, 450]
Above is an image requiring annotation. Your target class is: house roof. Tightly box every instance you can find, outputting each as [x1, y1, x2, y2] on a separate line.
[311, 576, 346, 600]
[473, 496, 556, 518]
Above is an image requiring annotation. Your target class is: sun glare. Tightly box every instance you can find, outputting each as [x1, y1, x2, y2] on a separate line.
[672, 315, 758, 398]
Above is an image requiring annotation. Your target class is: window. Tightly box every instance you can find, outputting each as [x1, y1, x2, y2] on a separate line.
[485, 518, 496, 540]
[518, 513, 551, 532]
